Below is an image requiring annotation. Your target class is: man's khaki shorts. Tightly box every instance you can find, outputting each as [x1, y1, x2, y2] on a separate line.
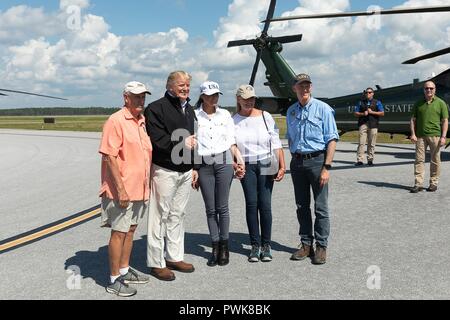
[101, 197, 149, 233]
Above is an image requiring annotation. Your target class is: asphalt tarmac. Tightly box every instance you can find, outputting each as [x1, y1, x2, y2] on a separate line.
[1, 129, 450, 300]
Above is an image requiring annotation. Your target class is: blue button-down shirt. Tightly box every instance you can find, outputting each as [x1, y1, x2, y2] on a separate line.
[286, 97, 339, 154]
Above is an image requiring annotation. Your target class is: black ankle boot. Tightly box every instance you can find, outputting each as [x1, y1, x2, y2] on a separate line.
[207, 242, 219, 267]
[218, 240, 229, 266]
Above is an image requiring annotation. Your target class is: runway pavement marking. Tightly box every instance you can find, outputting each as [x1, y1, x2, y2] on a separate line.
[0, 206, 100, 254]
[0, 132, 100, 140]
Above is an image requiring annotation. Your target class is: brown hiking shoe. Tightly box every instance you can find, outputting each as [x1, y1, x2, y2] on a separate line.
[427, 184, 438, 192]
[312, 245, 327, 265]
[410, 186, 423, 193]
[149, 267, 175, 281]
[166, 260, 195, 273]
[290, 243, 314, 261]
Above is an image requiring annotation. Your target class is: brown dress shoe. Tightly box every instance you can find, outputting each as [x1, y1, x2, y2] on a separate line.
[290, 243, 314, 261]
[312, 245, 327, 265]
[150, 267, 175, 281]
[427, 184, 438, 192]
[165, 260, 195, 273]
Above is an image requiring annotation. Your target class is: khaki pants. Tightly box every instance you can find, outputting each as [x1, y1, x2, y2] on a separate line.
[357, 124, 378, 162]
[415, 137, 442, 187]
[147, 164, 192, 268]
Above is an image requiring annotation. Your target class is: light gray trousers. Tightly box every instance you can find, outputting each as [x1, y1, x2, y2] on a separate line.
[198, 162, 234, 242]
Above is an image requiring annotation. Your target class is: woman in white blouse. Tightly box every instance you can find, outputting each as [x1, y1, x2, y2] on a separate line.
[233, 84, 286, 263]
[192, 81, 244, 267]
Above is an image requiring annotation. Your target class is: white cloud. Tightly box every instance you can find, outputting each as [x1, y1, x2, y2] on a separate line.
[117, 28, 190, 77]
[214, 0, 268, 48]
[59, 0, 90, 10]
[1, 0, 450, 108]
[71, 14, 111, 45]
[7, 38, 64, 82]
[0, 3, 197, 106]
[0, 6, 61, 44]
[245, 0, 450, 98]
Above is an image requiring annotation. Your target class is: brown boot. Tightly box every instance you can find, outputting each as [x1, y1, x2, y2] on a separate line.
[166, 260, 195, 273]
[312, 245, 327, 265]
[290, 243, 314, 261]
[150, 267, 175, 281]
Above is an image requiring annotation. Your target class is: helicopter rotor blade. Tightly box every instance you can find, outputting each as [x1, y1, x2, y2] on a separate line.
[262, 0, 277, 35]
[0, 89, 67, 100]
[402, 47, 450, 64]
[249, 49, 263, 86]
[227, 39, 256, 48]
[227, 0, 277, 48]
[228, 1, 294, 87]
[268, 34, 303, 44]
[263, 5, 450, 22]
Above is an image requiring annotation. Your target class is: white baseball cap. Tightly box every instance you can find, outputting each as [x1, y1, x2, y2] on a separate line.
[199, 81, 223, 96]
[123, 81, 151, 95]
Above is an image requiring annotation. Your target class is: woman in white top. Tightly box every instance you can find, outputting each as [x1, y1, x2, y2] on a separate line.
[233, 84, 286, 263]
[192, 81, 245, 267]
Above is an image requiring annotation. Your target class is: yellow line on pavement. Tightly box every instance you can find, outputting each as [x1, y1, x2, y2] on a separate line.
[0, 208, 100, 253]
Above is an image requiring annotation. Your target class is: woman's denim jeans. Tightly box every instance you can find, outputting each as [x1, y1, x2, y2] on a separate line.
[240, 161, 274, 247]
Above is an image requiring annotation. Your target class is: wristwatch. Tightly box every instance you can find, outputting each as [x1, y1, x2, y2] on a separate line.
[323, 164, 332, 170]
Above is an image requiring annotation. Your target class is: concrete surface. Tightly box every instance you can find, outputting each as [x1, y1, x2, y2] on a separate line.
[1, 129, 450, 300]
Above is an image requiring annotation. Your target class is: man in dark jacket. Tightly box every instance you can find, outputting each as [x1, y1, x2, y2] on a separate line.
[145, 71, 197, 281]
[354, 88, 385, 166]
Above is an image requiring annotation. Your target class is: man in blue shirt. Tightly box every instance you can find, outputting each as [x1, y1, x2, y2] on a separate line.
[286, 73, 339, 265]
[354, 88, 385, 166]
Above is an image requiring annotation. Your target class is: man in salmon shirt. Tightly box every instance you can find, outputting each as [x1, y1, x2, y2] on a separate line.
[99, 81, 152, 297]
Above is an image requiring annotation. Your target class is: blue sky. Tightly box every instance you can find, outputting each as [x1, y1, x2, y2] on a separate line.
[0, 0, 406, 40]
[0, 0, 448, 108]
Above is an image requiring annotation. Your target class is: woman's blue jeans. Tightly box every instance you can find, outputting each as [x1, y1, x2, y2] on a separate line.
[240, 161, 274, 247]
